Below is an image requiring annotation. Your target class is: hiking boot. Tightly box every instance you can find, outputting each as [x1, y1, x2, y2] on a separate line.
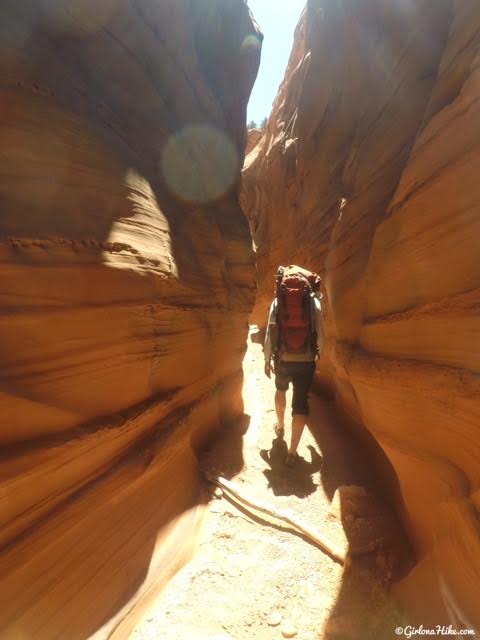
[284, 452, 299, 467]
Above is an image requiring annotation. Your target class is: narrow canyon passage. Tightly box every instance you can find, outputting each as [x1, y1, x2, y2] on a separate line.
[1, 1, 479, 635]
[131, 335, 411, 640]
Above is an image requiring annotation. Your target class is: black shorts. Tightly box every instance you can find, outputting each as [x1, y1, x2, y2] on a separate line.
[274, 360, 316, 416]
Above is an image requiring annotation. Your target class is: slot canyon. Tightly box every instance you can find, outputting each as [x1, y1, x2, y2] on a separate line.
[0, 1, 479, 639]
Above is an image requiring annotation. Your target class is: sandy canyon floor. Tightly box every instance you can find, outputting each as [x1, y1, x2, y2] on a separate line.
[131, 337, 411, 640]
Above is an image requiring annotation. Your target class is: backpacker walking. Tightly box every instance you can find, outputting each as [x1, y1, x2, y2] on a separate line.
[263, 265, 323, 466]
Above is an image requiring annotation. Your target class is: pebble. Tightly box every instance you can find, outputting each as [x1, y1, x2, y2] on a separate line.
[266, 611, 282, 626]
[281, 620, 298, 638]
[214, 487, 224, 499]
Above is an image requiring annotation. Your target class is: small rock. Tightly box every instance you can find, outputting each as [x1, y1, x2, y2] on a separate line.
[281, 620, 298, 638]
[266, 611, 282, 626]
[214, 487, 224, 499]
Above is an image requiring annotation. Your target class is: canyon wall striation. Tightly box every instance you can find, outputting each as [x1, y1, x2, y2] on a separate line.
[0, 1, 260, 637]
[242, 0, 480, 629]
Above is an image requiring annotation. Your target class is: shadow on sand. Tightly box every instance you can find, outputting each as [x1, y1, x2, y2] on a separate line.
[260, 436, 323, 498]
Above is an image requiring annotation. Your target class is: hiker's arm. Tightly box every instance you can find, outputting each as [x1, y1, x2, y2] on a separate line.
[315, 299, 324, 357]
[263, 302, 275, 375]
[263, 308, 273, 363]
[264, 330, 272, 362]
[263, 329, 272, 378]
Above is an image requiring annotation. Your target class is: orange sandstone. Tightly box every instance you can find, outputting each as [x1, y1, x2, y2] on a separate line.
[0, 1, 261, 637]
[242, 0, 480, 629]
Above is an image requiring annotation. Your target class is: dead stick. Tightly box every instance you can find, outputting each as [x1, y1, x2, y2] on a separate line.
[206, 474, 347, 565]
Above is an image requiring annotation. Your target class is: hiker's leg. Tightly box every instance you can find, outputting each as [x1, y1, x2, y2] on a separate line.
[289, 413, 307, 455]
[289, 362, 316, 455]
[274, 361, 289, 430]
[275, 390, 287, 429]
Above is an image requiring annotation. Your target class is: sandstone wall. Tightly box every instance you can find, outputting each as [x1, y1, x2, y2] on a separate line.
[246, 128, 265, 155]
[0, 1, 260, 637]
[242, 0, 480, 629]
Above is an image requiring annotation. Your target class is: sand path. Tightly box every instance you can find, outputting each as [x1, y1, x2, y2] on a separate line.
[131, 337, 410, 639]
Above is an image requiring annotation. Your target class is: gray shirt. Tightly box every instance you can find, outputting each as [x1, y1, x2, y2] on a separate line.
[264, 296, 323, 363]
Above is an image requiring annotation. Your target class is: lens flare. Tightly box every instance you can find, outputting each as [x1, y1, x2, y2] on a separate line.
[161, 125, 239, 204]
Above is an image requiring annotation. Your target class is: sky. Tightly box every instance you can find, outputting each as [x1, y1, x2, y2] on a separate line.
[246, 0, 305, 126]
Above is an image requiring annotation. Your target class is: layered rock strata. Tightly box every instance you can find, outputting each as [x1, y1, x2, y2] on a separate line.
[242, 0, 480, 629]
[0, 1, 260, 638]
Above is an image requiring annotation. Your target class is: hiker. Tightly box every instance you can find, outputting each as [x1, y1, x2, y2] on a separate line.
[263, 265, 323, 467]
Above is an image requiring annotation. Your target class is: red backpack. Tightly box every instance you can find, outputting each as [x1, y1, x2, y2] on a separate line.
[275, 265, 320, 355]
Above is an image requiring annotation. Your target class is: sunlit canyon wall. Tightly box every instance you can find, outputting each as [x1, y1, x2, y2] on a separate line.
[242, 0, 480, 629]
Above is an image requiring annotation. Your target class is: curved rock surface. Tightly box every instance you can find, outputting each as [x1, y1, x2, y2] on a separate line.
[0, 1, 260, 638]
[242, 0, 480, 629]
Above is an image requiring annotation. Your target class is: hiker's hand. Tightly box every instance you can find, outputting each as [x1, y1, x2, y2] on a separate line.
[264, 363, 271, 378]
